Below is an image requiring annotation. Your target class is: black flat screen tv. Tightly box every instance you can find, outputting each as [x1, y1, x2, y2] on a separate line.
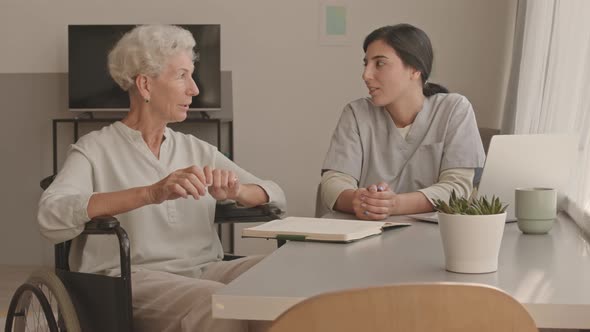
[68, 24, 221, 111]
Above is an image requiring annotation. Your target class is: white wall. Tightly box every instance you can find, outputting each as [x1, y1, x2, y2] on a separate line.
[0, 0, 516, 262]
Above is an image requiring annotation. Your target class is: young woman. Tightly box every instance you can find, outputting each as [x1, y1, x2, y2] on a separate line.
[321, 24, 485, 220]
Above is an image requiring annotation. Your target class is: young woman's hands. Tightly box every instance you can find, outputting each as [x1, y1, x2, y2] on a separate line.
[352, 182, 399, 220]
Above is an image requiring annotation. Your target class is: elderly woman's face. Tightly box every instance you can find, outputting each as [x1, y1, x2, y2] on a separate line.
[148, 51, 199, 122]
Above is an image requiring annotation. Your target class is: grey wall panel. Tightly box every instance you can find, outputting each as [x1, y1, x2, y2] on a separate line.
[0, 73, 68, 266]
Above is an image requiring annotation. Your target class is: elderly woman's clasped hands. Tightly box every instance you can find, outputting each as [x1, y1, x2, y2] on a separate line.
[149, 166, 240, 204]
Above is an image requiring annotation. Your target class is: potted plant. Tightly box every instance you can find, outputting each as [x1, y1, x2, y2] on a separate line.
[434, 191, 508, 274]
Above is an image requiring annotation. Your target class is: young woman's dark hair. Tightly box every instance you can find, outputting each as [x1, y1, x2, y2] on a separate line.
[363, 24, 448, 97]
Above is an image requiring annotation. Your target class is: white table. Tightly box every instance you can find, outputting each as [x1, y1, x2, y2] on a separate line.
[213, 213, 590, 329]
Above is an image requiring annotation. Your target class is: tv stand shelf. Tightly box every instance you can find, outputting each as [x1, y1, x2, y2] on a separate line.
[51, 117, 233, 174]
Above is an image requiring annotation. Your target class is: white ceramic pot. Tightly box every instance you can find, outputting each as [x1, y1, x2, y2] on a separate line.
[438, 212, 506, 274]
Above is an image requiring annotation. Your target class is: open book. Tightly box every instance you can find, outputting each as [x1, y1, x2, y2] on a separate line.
[242, 217, 411, 243]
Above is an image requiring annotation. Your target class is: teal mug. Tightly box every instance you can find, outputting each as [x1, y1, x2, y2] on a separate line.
[515, 188, 557, 234]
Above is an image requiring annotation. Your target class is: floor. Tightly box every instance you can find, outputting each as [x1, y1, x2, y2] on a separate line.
[0, 265, 43, 327]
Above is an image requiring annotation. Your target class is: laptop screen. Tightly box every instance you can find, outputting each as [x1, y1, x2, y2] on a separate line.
[477, 134, 577, 221]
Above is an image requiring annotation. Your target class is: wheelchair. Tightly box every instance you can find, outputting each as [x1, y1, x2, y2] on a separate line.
[4, 175, 282, 332]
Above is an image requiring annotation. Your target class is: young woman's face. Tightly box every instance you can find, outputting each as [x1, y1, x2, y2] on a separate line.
[148, 51, 200, 122]
[362, 39, 421, 107]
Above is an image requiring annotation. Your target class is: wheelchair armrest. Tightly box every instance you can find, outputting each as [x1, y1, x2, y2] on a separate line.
[88, 216, 130, 281]
[214, 202, 283, 224]
[59, 216, 131, 285]
[82, 216, 121, 234]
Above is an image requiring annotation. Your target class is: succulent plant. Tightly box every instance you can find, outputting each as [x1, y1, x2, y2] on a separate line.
[434, 190, 508, 215]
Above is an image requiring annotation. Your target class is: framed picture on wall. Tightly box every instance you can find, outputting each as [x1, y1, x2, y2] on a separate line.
[319, 1, 350, 46]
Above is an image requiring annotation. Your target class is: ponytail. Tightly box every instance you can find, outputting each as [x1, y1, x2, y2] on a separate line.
[423, 82, 448, 97]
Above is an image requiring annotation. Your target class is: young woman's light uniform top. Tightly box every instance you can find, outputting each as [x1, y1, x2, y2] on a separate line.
[322, 93, 485, 209]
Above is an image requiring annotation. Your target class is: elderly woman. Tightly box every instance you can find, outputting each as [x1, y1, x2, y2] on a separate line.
[38, 24, 286, 331]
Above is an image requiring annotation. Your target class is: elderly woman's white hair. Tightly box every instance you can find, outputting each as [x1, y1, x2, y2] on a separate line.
[108, 24, 197, 91]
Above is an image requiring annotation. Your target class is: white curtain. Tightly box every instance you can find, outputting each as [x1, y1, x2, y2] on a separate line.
[502, 0, 590, 234]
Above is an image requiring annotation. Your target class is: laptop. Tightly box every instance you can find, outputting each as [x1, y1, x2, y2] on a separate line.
[409, 134, 577, 223]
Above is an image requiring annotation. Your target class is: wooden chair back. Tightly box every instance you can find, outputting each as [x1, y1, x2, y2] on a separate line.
[269, 283, 538, 332]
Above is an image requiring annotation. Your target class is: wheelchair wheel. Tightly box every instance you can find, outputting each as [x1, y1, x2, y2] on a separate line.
[5, 269, 80, 332]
